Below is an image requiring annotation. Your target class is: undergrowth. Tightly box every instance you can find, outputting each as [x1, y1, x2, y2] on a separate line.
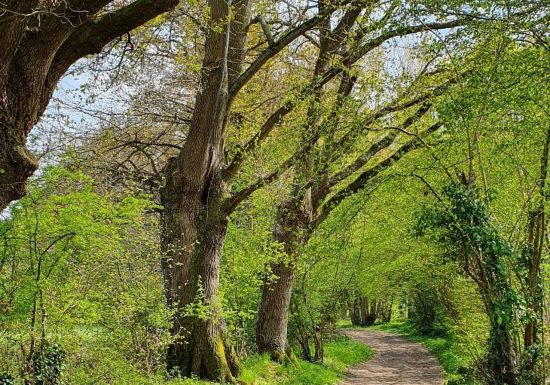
[239, 336, 373, 385]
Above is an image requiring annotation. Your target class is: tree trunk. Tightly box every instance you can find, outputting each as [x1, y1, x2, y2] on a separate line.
[350, 297, 362, 326]
[523, 126, 550, 349]
[349, 296, 382, 326]
[161, 166, 239, 381]
[487, 320, 518, 385]
[256, 204, 308, 361]
[0, 1, 181, 212]
[313, 324, 324, 363]
[0, 115, 39, 211]
[523, 207, 544, 349]
[256, 261, 295, 361]
[383, 298, 393, 323]
[158, 1, 241, 380]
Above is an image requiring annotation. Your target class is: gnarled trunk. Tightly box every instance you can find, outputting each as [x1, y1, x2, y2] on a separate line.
[161, 167, 239, 381]
[158, 1, 251, 379]
[0, 0, 181, 212]
[0, 116, 38, 211]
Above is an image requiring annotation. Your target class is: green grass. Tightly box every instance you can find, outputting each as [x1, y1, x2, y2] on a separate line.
[60, 336, 372, 385]
[238, 336, 373, 385]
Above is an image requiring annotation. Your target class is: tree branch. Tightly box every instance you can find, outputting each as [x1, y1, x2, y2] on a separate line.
[224, 127, 324, 214]
[326, 103, 432, 190]
[316, 122, 443, 225]
[228, 5, 336, 98]
[0, 1, 39, 73]
[223, 16, 468, 210]
[223, 66, 344, 182]
[224, 18, 467, 182]
[347, 18, 469, 65]
[332, 71, 464, 159]
[47, 0, 180, 84]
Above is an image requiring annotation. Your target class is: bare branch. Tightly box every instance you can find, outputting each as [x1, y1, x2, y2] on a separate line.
[252, 14, 274, 46]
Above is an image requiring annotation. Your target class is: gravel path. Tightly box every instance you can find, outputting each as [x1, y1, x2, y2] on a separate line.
[340, 329, 444, 385]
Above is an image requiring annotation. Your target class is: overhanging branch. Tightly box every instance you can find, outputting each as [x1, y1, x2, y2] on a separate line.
[316, 121, 443, 225]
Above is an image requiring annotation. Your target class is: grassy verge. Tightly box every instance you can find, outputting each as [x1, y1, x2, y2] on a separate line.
[238, 336, 373, 385]
[65, 336, 372, 385]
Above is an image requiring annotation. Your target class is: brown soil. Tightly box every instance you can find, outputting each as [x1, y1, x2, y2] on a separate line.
[339, 329, 444, 385]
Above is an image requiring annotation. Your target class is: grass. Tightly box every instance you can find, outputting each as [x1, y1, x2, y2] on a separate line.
[58, 335, 372, 385]
[238, 336, 373, 385]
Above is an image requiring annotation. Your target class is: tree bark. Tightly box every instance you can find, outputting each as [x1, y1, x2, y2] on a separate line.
[256, 261, 295, 361]
[523, 125, 550, 349]
[256, 201, 308, 361]
[350, 297, 362, 326]
[0, 116, 39, 211]
[159, 0, 252, 380]
[161, 154, 240, 381]
[161, 171, 239, 380]
[0, 0, 180, 212]
[487, 315, 518, 385]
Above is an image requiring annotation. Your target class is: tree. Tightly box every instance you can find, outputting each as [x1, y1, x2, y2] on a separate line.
[157, 0, 353, 379]
[256, 32, 464, 360]
[0, 0, 180, 212]
[256, 0, 550, 363]
[415, 30, 549, 384]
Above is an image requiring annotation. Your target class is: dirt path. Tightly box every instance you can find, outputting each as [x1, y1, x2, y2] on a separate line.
[339, 329, 444, 385]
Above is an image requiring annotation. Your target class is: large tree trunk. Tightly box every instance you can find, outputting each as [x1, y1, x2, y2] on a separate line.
[0, 1, 181, 212]
[256, 261, 295, 361]
[161, 194, 239, 380]
[159, 1, 251, 380]
[254, 12, 333, 360]
[161, 165, 239, 381]
[256, 202, 308, 361]
[254, 9, 363, 359]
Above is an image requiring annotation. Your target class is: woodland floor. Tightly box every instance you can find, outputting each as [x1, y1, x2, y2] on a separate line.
[340, 329, 444, 385]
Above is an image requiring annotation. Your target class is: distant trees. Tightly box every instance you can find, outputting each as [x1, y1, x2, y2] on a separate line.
[350, 297, 392, 327]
